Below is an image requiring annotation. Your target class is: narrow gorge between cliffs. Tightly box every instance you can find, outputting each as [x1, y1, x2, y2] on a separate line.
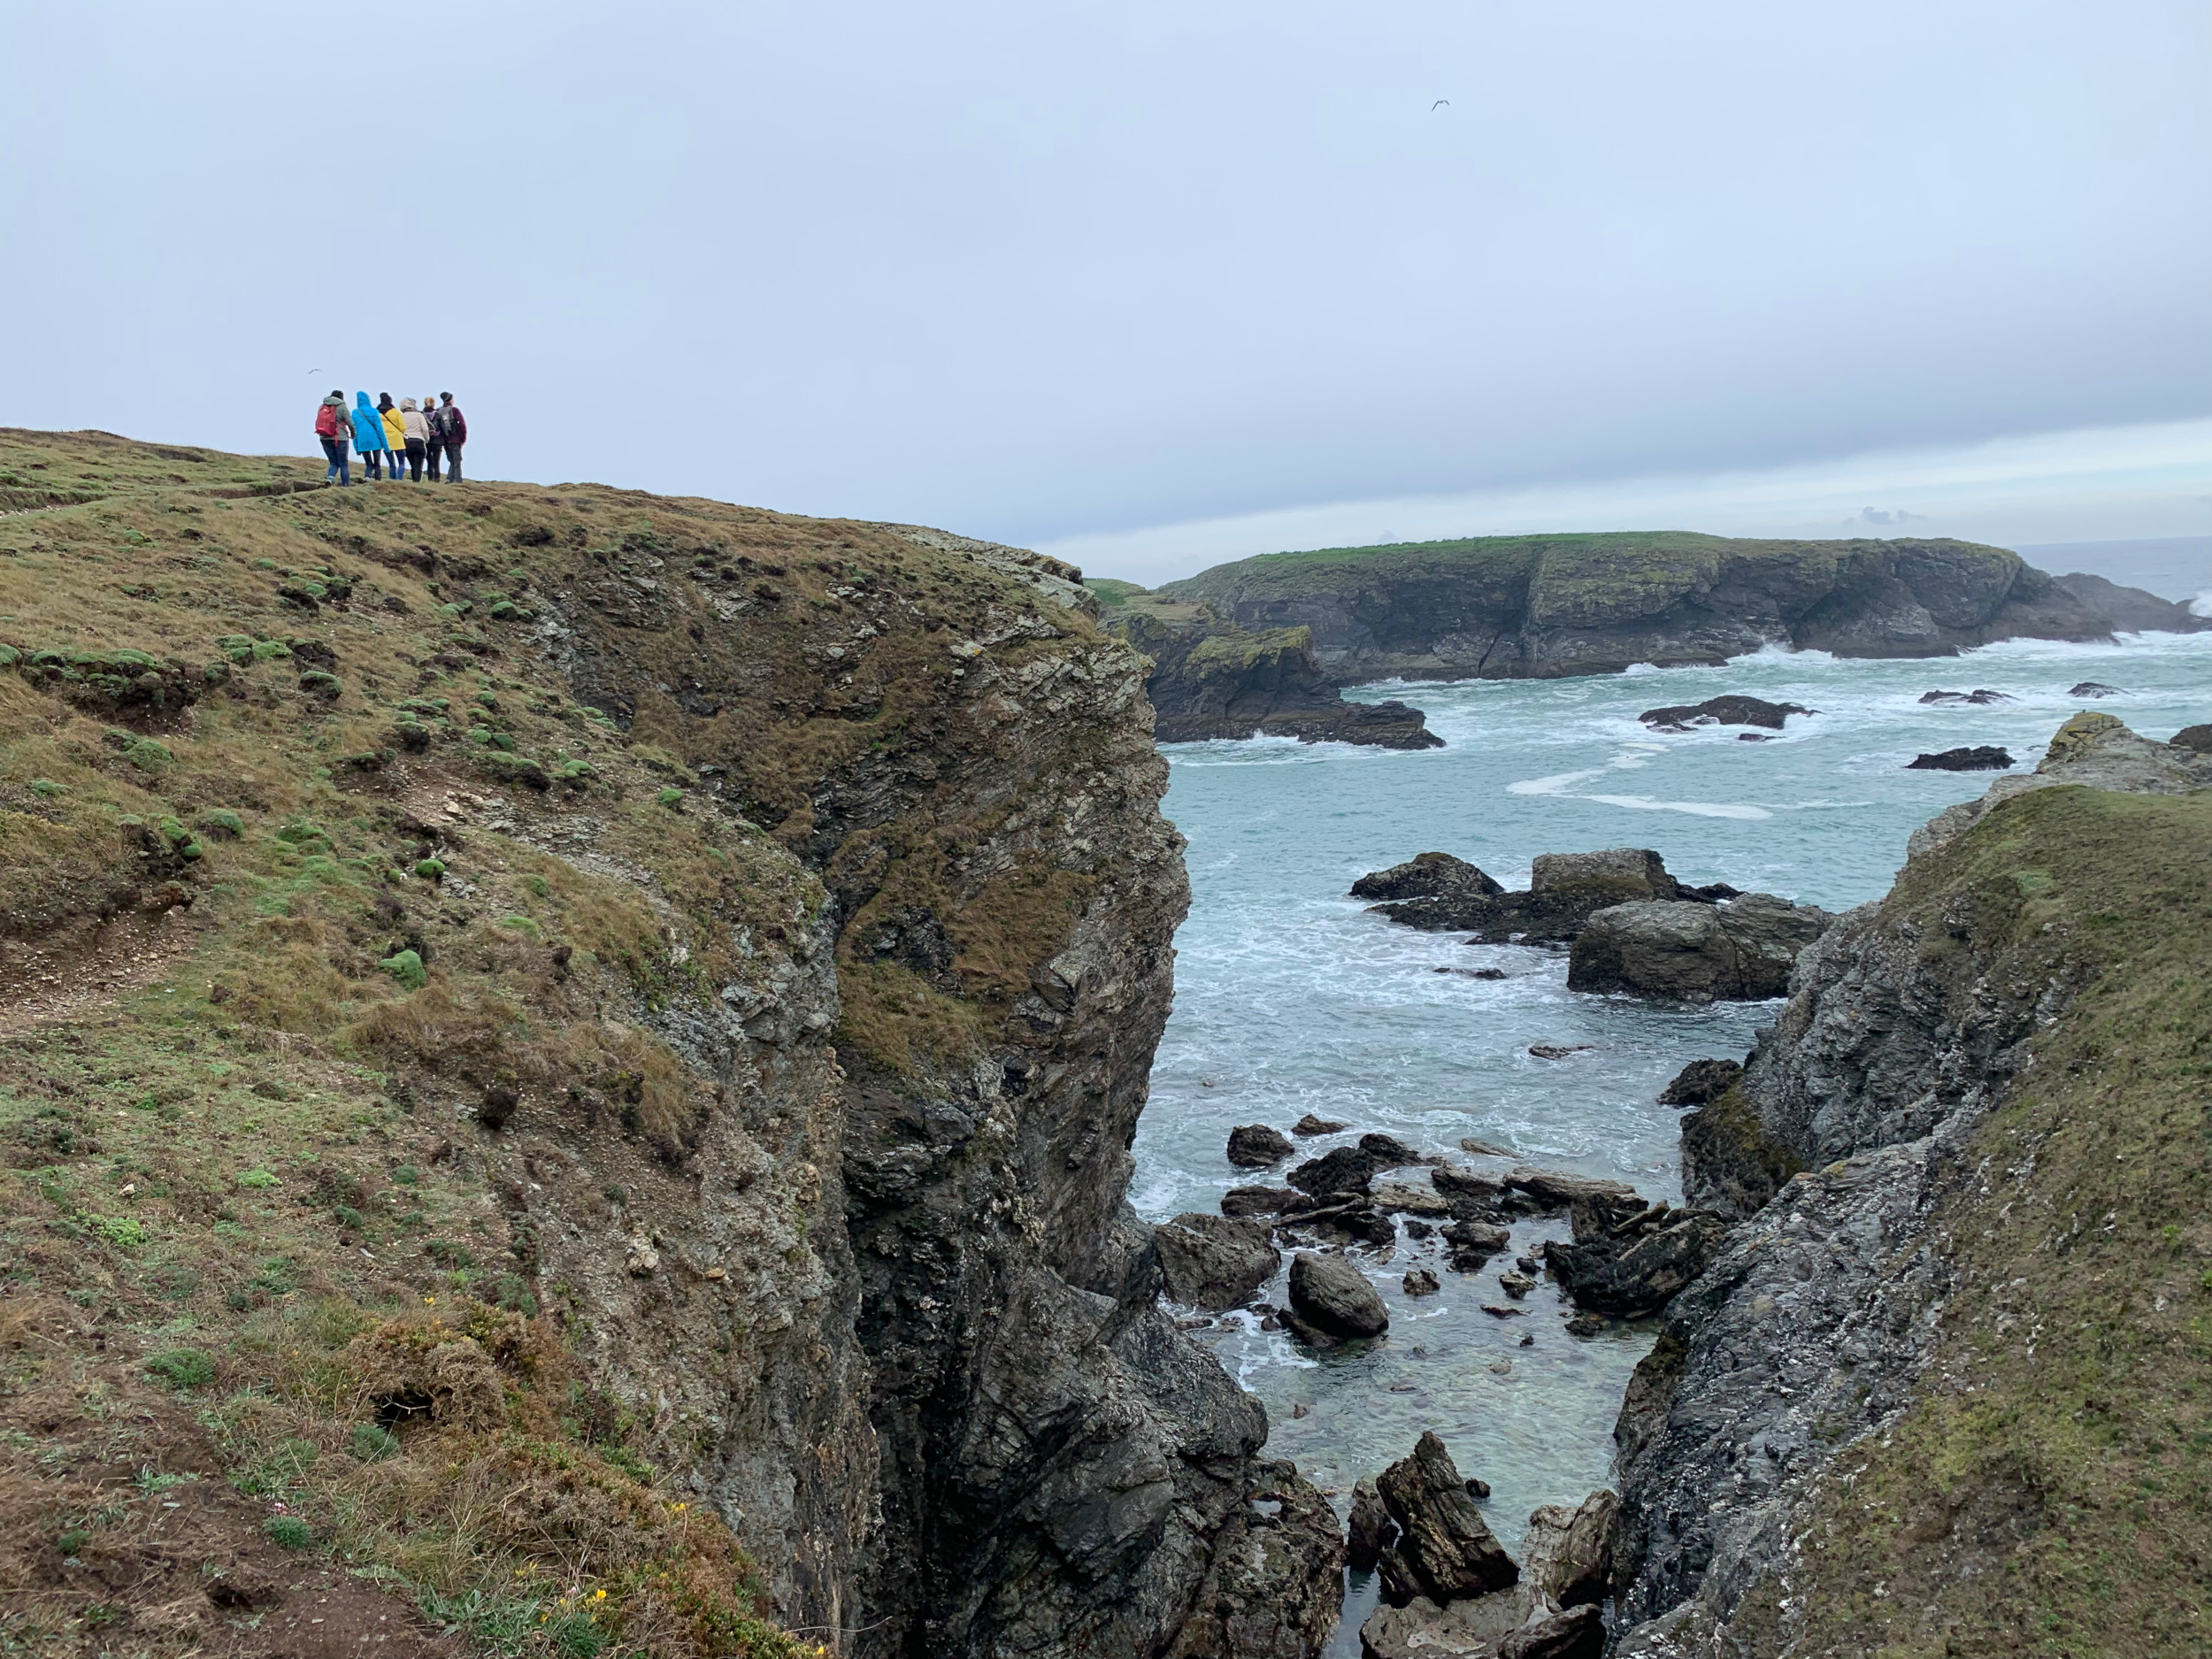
[1132, 631, 2212, 1655]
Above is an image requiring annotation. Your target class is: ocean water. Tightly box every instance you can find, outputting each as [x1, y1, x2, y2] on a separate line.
[1128, 632, 2212, 1649]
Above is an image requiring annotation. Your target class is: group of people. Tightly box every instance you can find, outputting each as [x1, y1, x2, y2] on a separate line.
[312, 391, 468, 485]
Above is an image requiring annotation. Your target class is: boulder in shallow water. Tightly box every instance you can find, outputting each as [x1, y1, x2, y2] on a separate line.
[2070, 680, 2125, 698]
[1906, 745, 2014, 771]
[1155, 1213, 1280, 1311]
[1287, 1132, 1432, 1196]
[1351, 851, 1505, 903]
[1221, 1184, 1300, 1217]
[1637, 694, 1810, 730]
[1566, 893, 1832, 1002]
[1358, 847, 1710, 942]
[1349, 1474, 1395, 1571]
[1403, 1266, 1440, 1297]
[1227, 1123, 1294, 1166]
[1293, 1111, 1348, 1136]
[1375, 1432, 1518, 1605]
[1443, 1219, 1511, 1271]
[1918, 687, 2013, 704]
[1287, 1250, 1389, 1340]
[1519, 1489, 1616, 1609]
[1546, 1200, 1729, 1317]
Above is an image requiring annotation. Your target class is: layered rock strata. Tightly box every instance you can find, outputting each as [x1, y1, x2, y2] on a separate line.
[1356, 848, 1741, 945]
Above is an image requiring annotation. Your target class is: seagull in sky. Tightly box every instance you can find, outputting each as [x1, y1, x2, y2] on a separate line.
[1432, 99, 1449, 110]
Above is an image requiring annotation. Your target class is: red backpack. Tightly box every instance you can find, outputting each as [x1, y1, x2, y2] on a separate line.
[314, 403, 341, 438]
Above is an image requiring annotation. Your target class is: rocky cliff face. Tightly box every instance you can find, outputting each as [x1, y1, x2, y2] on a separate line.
[0, 432, 1339, 1659]
[1155, 533, 2111, 683]
[1611, 717, 2212, 1655]
[1098, 595, 1439, 748]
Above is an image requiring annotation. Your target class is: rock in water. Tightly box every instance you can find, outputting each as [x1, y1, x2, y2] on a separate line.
[1658, 1056, 1742, 1106]
[1286, 1251, 1389, 1340]
[1155, 1213, 1280, 1311]
[1374, 1432, 1518, 1604]
[1348, 1475, 1395, 1571]
[1566, 894, 1832, 1002]
[1918, 687, 2013, 704]
[1638, 694, 1811, 730]
[1350, 851, 1504, 902]
[1403, 1267, 1441, 1297]
[1546, 1196, 1729, 1317]
[1905, 745, 2014, 771]
[1359, 845, 1717, 942]
[1226, 1123, 1294, 1166]
[1520, 1490, 1617, 1609]
[1292, 1111, 1348, 1136]
[2069, 680, 2126, 697]
[1220, 1185, 1299, 1217]
[1286, 1132, 1432, 1196]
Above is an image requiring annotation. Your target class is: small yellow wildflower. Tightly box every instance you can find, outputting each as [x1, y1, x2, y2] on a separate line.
[424, 1295, 436, 1305]
[593, 1588, 607, 1601]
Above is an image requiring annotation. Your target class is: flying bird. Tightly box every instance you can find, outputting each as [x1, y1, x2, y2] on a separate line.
[1432, 99, 1449, 110]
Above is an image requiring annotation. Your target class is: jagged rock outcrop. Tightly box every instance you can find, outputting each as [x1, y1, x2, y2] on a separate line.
[1153, 533, 2110, 683]
[1544, 1193, 1728, 1317]
[1565, 893, 1833, 1002]
[1609, 716, 2212, 1655]
[1106, 603, 1441, 748]
[1156, 1213, 1281, 1310]
[1359, 848, 1740, 943]
[2052, 570, 2212, 633]
[1905, 744, 2013, 770]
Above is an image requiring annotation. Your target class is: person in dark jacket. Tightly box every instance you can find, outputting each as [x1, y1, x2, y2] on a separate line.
[312, 391, 351, 485]
[421, 393, 444, 480]
[350, 392, 391, 480]
[431, 394, 468, 481]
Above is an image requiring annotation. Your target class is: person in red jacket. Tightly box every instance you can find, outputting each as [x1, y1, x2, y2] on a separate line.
[311, 390, 351, 485]
[431, 394, 468, 481]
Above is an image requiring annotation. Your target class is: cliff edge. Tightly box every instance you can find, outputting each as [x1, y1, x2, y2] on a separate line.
[1611, 714, 2212, 1656]
[0, 429, 1340, 1659]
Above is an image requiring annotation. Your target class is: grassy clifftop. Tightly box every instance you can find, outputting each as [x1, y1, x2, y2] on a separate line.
[0, 426, 1136, 1656]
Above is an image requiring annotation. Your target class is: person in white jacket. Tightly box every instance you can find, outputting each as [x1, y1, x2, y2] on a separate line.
[398, 398, 433, 482]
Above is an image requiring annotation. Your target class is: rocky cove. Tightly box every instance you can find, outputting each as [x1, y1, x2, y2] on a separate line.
[3, 429, 2209, 1659]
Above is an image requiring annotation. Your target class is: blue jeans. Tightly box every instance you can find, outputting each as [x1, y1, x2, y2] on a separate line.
[319, 437, 351, 484]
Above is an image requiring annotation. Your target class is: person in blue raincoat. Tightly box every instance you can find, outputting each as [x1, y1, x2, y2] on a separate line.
[349, 391, 392, 480]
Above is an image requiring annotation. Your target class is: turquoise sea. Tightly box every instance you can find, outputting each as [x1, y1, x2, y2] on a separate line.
[1127, 631, 2212, 1650]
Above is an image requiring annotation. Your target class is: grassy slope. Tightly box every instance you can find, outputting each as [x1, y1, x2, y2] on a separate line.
[0, 425, 1110, 1656]
[1730, 785, 2212, 1656]
[1152, 530, 1734, 601]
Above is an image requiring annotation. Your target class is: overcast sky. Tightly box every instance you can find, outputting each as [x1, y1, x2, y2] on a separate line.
[5, 2, 2207, 583]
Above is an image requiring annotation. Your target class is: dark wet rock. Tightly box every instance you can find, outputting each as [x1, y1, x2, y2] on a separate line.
[1567, 893, 1834, 1002]
[1404, 1218, 1435, 1241]
[1156, 1213, 1280, 1311]
[1519, 1490, 1616, 1609]
[1349, 1474, 1396, 1572]
[1906, 744, 2014, 771]
[1286, 1133, 1432, 1196]
[1287, 1250, 1388, 1340]
[1403, 1267, 1441, 1297]
[1496, 1271, 1533, 1300]
[1361, 847, 1717, 943]
[1526, 1043, 1592, 1059]
[2053, 572, 2212, 634]
[1917, 687, 2013, 704]
[1431, 1164, 1507, 1215]
[1457, 1138, 1515, 1158]
[2068, 680, 2125, 698]
[1547, 1196, 1729, 1317]
[1563, 1310, 1607, 1338]
[1167, 1460, 1347, 1659]
[1375, 1432, 1517, 1606]
[1292, 1112, 1348, 1136]
[1220, 1184, 1300, 1218]
[2174, 723, 2212, 754]
[1443, 1219, 1511, 1271]
[1658, 1056, 1742, 1107]
[1351, 851, 1504, 903]
[1680, 1087, 1805, 1219]
[1638, 694, 1811, 730]
[1227, 1123, 1294, 1166]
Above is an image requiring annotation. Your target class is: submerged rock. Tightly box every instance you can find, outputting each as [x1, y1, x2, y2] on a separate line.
[1905, 744, 2014, 771]
[1286, 1250, 1389, 1340]
[1638, 694, 1811, 730]
[2069, 680, 2126, 697]
[1917, 687, 2013, 704]
[1566, 893, 1833, 1002]
[1375, 1432, 1518, 1605]
[1227, 1123, 1295, 1166]
[1155, 1213, 1280, 1311]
